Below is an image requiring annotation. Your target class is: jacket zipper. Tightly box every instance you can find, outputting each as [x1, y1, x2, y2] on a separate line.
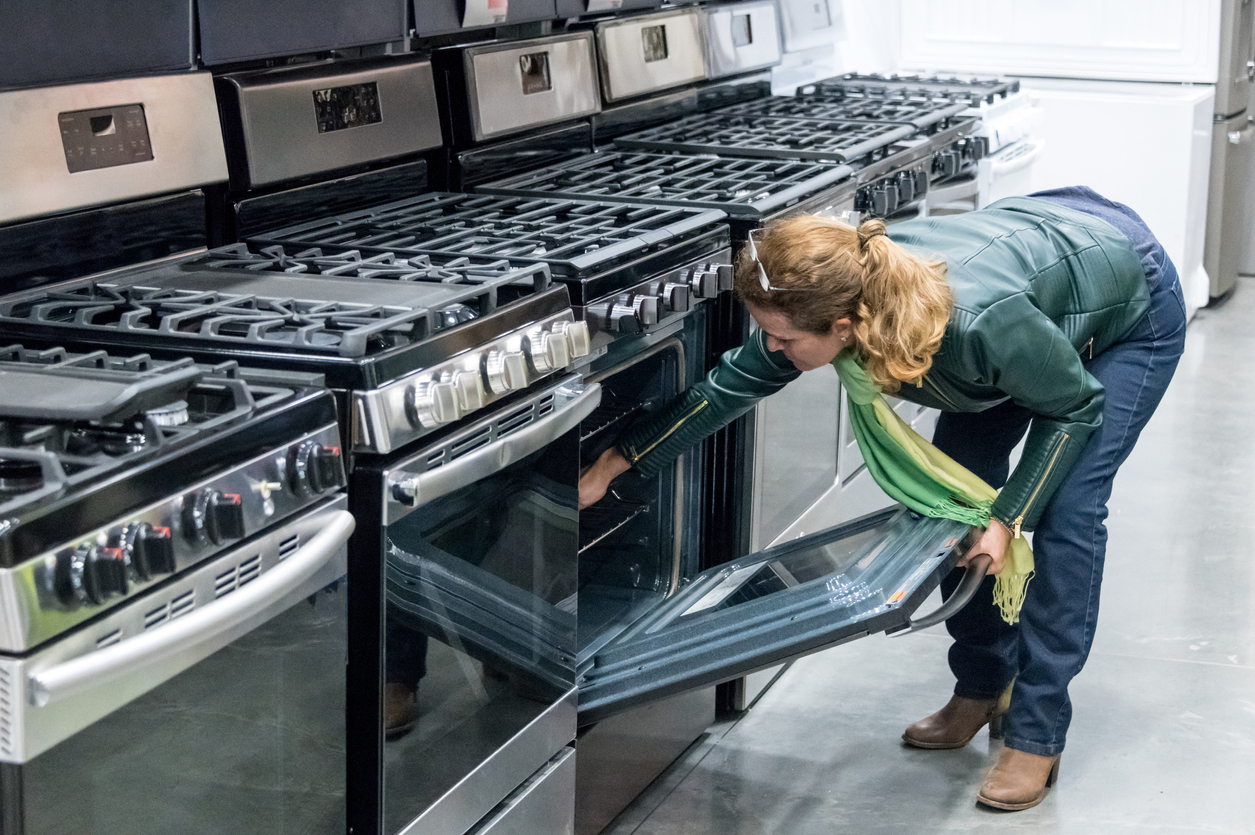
[922, 374, 959, 410]
[1084, 338, 1094, 360]
[1009, 432, 1069, 538]
[626, 399, 710, 464]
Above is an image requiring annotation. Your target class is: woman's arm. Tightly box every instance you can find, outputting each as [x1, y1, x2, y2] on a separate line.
[578, 328, 800, 508]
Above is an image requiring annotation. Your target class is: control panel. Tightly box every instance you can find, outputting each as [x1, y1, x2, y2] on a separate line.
[855, 167, 930, 218]
[59, 104, 153, 174]
[352, 310, 593, 453]
[932, 136, 988, 181]
[24, 423, 345, 641]
[585, 258, 733, 339]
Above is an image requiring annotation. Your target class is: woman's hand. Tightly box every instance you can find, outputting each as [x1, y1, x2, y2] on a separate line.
[958, 520, 1012, 576]
[579, 447, 633, 510]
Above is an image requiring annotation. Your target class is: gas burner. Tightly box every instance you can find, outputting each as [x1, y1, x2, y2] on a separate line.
[66, 421, 153, 457]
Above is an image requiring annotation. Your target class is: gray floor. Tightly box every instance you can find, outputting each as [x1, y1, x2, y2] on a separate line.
[606, 281, 1255, 834]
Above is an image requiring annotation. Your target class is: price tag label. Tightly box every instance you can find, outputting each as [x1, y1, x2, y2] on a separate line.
[464, 0, 509, 27]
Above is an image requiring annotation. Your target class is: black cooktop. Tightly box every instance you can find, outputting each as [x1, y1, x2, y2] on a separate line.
[800, 73, 1020, 107]
[614, 112, 917, 163]
[719, 93, 969, 131]
[248, 192, 730, 303]
[0, 342, 334, 562]
[0, 243, 565, 389]
[476, 151, 855, 220]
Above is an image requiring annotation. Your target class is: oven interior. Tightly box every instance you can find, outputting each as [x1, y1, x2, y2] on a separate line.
[576, 323, 705, 671]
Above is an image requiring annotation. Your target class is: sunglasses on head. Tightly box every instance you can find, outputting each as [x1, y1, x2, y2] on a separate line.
[748, 230, 790, 292]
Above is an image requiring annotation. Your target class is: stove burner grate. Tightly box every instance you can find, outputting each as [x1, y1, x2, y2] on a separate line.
[614, 114, 917, 163]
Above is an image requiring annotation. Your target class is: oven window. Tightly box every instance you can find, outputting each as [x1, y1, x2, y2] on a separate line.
[383, 433, 579, 835]
[16, 582, 348, 835]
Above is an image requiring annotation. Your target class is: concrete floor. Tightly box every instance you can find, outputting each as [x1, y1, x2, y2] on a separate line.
[606, 281, 1255, 834]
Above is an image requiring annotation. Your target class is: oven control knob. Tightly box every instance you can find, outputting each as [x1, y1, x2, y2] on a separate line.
[589, 302, 641, 335]
[632, 296, 660, 327]
[288, 442, 345, 495]
[132, 524, 176, 580]
[311, 446, 347, 492]
[913, 169, 930, 196]
[553, 319, 591, 359]
[934, 149, 960, 178]
[410, 380, 462, 428]
[526, 328, 571, 373]
[208, 492, 245, 544]
[54, 545, 128, 605]
[871, 184, 897, 217]
[657, 282, 691, 314]
[450, 369, 486, 411]
[485, 350, 528, 394]
[687, 268, 720, 299]
[895, 171, 916, 202]
[716, 264, 734, 292]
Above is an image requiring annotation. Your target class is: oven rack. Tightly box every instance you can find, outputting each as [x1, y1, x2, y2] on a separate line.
[580, 395, 645, 443]
[579, 494, 650, 554]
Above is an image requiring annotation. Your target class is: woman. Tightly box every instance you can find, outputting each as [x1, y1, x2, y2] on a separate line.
[579, 187, 1187, 810]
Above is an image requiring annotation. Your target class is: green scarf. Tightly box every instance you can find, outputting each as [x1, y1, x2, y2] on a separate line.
[831, 351, 1035, 625]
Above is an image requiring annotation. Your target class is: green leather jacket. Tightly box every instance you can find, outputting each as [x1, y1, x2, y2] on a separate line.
[616, 197, 1151, 535]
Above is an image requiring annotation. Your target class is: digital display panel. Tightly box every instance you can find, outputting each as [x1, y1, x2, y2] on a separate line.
[642, 25, 669, 63]
[519, 51, 552, 95]
[313, 82, 382, 134]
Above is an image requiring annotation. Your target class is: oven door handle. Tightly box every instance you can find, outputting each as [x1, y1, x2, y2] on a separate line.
[28, 509, 355, 708]
[388, 381, 601, 514]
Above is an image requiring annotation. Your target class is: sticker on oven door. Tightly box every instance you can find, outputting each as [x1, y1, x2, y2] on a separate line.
[464, 0, 509, 27]
[586, 0, 625, 10]
[887, 552, 947, 607]
[681, 564, 762, 617]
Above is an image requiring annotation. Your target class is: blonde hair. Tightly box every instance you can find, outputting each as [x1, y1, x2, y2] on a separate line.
[734, 215, 952, 393]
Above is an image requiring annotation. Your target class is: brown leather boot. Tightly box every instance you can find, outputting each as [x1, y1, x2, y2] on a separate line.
[977, 747, 1061, 811]
[384, 683, 417, 741]
[902, 695, 1003, 749]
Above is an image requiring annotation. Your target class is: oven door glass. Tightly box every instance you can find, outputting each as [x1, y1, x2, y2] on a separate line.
[382, 382, 594, 835]
[577, 506, 971, 723]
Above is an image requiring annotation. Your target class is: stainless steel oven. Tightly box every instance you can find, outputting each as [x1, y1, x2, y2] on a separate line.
[351, 376, 600, 835]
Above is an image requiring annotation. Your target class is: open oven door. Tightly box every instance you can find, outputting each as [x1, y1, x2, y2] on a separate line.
[576, 506, 974, 724]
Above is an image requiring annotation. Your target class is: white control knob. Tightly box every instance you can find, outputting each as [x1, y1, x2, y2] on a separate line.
[552, 320, 591, 359]
[485, 350, 528, 394]
[450, 369, 486, 411]
[409, 380, 462, 428]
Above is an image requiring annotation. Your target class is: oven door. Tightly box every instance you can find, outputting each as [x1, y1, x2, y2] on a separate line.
[0, 497, 353, 835]
[576, 506, 974, 724]
[379, 377, 599, 835]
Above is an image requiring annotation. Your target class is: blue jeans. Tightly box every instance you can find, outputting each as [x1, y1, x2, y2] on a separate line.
[931, 189, 1187, 756]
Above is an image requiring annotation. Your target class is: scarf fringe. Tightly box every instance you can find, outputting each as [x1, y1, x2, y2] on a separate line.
[993, 570, 1035, 625]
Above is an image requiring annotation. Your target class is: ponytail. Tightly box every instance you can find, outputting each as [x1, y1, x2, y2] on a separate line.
[733, 215, 952, 393]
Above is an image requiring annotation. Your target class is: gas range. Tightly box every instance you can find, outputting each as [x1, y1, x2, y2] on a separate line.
[0, 342, 344, 654]
[247, 191, 733, 343]
[0, 244, 588, 453]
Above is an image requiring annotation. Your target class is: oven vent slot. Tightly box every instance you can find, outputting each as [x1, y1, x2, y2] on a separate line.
[0, 664, 14, 760]
[169, 590, 196, 620]
[144, 602, 170, 630]
[579, 497, 650, 554]
[95, 629, 123, 649]
[448, 426, 492, 462]
[238, 554, 261, 585]
[215, 554, 263, 598]
[279, 535, 300, 560]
